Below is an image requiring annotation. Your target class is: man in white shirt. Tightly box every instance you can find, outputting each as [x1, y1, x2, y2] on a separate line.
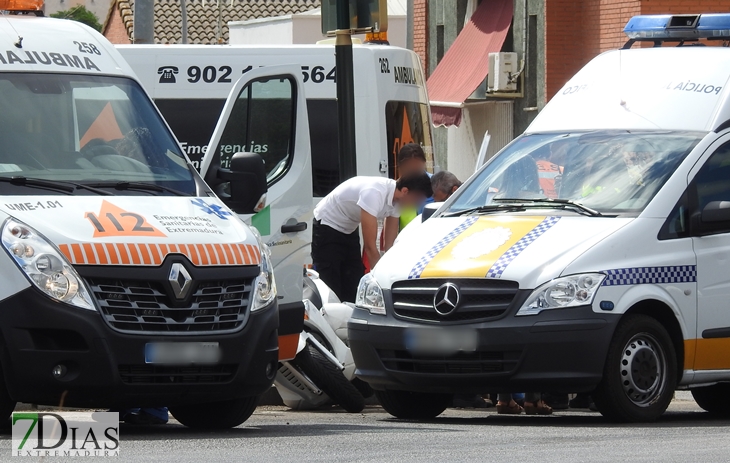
[312, 172, 433, 302]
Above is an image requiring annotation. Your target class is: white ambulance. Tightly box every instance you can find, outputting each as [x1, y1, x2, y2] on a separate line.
[348, 13, 730, 422]
[0, 5, 298, 428]
[117, 44, 433, 291]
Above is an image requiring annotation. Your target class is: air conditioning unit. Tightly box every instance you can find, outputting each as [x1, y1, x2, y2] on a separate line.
[487, 52, 518, 93]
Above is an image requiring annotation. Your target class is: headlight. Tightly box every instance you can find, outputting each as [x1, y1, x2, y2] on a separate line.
[251, 228, 276, 312]
[355, 273, 385, 315]
[516, 273, 605, 316]
[1, 219, 94, 310]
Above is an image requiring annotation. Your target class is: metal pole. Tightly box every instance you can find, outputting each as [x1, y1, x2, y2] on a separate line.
[406, 0, 414, 50]
[181, 0, 188, 44]
[133, 0, 154, 44]
[335, 0, 357, 181]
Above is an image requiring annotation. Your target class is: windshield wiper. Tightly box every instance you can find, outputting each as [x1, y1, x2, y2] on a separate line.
[492, 198, 603, 217]
[83, 181, 190, 197]
[0, 176, 113, 196]
[442, 204, 527, 217]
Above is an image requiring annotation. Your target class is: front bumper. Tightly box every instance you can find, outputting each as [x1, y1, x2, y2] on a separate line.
[0, 287, 279, 408]
[348, 300, 620, 394]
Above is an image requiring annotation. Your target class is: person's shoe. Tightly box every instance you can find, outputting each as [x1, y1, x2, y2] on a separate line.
[122, 410, 167, 425]
[452, 394, 493, 409]
[542, 393, 569, 410]
[496, 401, 523, 415]
[524, 400, 553, 415]
[569, 393, 594, 409]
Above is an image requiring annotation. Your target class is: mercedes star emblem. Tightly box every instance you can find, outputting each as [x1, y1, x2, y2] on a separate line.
[169, 263, 193, 300]
[433, 282, 460, 316]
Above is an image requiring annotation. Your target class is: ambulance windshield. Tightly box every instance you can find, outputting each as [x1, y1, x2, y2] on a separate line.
[447, 131, 704, 215]
[0, 73, 195, 195]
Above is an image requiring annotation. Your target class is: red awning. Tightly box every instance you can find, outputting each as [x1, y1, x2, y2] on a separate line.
[427, 0, 513, 127]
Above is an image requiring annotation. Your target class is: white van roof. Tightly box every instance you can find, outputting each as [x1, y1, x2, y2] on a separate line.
[0, 16, 134, 77]
[527, 46, 730, 134]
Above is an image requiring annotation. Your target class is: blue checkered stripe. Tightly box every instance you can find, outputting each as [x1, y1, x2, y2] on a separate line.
[486, 216, 561, 279]
[407, 217, 479, 279]
[602, 266, 697, 286]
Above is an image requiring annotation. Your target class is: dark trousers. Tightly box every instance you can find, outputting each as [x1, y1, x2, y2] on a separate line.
[312, 220, 365, 303]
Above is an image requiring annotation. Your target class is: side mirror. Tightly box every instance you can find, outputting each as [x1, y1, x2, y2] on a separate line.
[701, 201, 730, 223]
[216, 152, 267, 214]
[422, 202, 444, 222]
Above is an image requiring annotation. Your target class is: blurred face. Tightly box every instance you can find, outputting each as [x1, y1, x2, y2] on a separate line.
[398, 157, 427, 177]
[432, 187, 452, 203]
[395, 188, 428, 208]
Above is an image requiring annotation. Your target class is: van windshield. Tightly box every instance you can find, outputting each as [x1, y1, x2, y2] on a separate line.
[0, 73, 195, 195]
[446, 131, 704, 216]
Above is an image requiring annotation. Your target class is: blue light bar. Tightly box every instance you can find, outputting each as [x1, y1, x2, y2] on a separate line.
[624, 13, 730, 41]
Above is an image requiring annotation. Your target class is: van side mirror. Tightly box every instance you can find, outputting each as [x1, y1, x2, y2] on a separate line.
[701, 201, 730, 223]
[216, 152, 267, 214]
[422, 202, 444, 222]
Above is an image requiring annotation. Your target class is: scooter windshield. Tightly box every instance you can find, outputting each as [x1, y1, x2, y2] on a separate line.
[0, 73, 195, 196]
[446, 130, 705, 216]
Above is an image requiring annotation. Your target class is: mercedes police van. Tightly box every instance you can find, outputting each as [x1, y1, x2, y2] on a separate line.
[349, 13, 730, 422]
[0, 4, 297, 429]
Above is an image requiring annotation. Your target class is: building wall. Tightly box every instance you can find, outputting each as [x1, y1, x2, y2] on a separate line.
[413, 0, 428, 74]
[104, 2, 131, 44]
[45, 0, 111, 21]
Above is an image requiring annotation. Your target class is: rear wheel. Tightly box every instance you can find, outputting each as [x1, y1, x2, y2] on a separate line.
[375, 389, 451, 419]
[294, 344, 365, 413]
[593, 314, 677, 422]
[169, 396, 258, 429]
[691, 383, 730, 416]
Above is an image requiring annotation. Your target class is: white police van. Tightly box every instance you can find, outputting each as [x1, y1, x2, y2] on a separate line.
[348, 13, 730, 422]
[0, 4, 298, 428]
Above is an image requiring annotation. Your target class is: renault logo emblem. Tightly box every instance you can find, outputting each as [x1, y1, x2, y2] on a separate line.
[169, 263, 193, 300]
[433, 283, 460, 316]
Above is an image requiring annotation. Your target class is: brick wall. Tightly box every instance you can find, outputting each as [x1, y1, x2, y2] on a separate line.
[413, 0, 428, 76]
[103, 3, 131, 44]
[641, 0, 730, 15]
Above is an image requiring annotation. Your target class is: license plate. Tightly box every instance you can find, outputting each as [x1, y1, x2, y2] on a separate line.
[144, 342, 221, 365]
[404, 328, 478, 355]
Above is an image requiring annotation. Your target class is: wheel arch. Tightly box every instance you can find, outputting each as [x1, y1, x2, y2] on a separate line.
[624, 299, 684, 386]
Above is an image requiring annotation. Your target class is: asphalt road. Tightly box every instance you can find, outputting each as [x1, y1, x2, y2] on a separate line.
[1, 395, 729, 462]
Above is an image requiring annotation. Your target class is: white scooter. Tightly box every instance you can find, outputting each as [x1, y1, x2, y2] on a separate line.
[274, 270, 371, 412]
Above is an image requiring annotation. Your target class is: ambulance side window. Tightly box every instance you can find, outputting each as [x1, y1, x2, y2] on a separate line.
[692, 142, 730, 235]
[212, 77, 295, 186]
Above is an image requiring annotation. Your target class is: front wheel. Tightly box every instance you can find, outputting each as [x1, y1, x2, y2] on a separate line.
[592, 314, 677, 422]
[169, 396, 258, 429]
[294, 344, 365, 413]
[375, 389, 451, 419]
[691, 383, 730, 416]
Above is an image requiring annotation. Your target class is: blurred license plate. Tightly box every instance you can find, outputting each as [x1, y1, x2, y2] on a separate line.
[145, 342, 221, 365]
[404, 328, 478, 355]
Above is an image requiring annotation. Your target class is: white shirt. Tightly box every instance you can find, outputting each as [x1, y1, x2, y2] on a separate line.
[314, 177, 400, 234]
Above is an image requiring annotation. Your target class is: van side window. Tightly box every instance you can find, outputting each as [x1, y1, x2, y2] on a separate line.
[658, 193, 689, 240]
[385, 101, 434, 179]
[212, 77, 295, 186]
[692, 142, 730, 234]
[307, 99, 340, 196]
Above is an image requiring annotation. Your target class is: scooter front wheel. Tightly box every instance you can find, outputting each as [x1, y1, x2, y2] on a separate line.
[294, 344, 365, 413]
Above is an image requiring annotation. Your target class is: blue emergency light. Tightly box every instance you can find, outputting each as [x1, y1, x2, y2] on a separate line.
[624, 13, 730, 42]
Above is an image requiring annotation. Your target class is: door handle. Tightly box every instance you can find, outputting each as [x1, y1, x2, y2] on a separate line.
[281, 221, 308, 233]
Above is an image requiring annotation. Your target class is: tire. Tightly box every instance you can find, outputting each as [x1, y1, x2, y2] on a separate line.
[691, 383, 730, 416]
[375, 389, 451, 419]
[592, 314, 677, 422]
[294, 344, 365, 413]
[0, 366, 15, 426]
[352, 378, 375, 399]
[169, 396, 258, 429]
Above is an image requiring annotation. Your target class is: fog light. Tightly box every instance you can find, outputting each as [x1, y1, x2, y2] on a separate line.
[265, 361, 276, 380]
[52, 364, 67, 379]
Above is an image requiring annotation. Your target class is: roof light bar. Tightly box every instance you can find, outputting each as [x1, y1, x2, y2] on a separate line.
[0, 0, 44, 12]
[624, 13, 730, 41]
